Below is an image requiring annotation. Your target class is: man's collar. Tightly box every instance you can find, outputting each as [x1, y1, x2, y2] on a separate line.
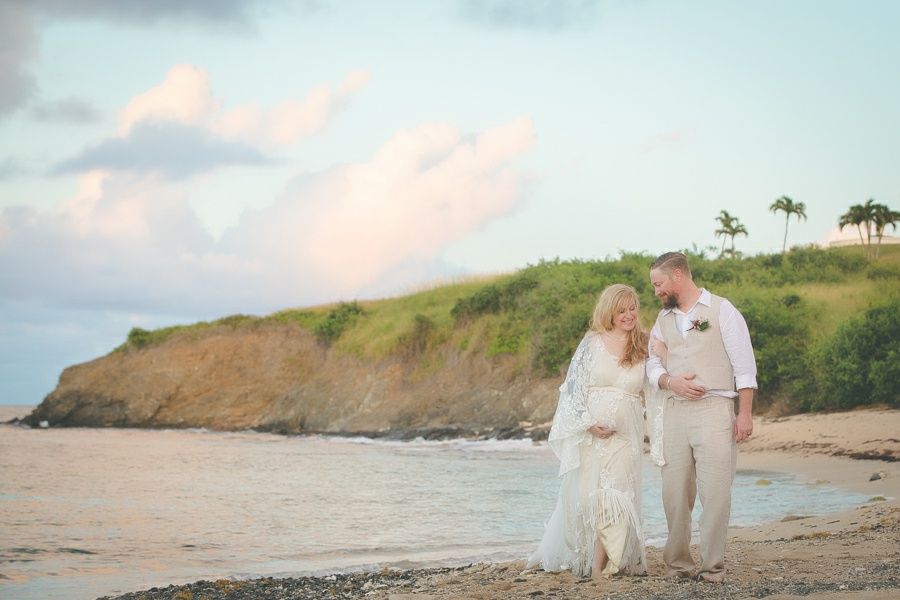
[697, 288, 711, 306]
[672, 288, 711, 315]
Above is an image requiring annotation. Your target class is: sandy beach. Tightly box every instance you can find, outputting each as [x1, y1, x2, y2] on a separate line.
[92, 407, 900, 600]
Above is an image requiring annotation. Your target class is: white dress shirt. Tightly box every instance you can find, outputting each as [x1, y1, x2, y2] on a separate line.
[647, 288, 758, 398]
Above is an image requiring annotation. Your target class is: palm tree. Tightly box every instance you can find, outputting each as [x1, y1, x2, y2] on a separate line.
[715, 211, 748, 259]
[839, 199, 878, 259]
[872, 203, 900, 259]
[769, 195, 807, 253]
[838, 204, 869, 256]
[714, 210, 736, 257]
[727, 219, 749, 258]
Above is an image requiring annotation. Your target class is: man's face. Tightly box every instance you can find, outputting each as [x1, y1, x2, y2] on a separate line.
[650, 268, 678, 310]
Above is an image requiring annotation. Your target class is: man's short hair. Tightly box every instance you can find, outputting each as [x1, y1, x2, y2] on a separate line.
[650, 252, 692, 278]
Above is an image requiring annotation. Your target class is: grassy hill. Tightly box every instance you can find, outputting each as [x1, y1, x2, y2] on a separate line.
[121, 244, 900, 415]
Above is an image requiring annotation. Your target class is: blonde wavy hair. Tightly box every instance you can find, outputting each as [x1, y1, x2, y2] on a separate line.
[588, 284, 649, 368]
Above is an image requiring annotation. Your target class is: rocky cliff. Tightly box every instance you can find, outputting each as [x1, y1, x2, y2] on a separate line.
[20, 321, 561, 439]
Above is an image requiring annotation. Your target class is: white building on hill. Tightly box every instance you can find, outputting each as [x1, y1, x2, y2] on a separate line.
[825, 226, 900, 248]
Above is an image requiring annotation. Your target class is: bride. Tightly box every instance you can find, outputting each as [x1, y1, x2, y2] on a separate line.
[527, 283, 663, 579]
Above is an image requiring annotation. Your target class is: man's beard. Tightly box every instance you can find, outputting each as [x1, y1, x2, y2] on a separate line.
[663, 292, 678, 310]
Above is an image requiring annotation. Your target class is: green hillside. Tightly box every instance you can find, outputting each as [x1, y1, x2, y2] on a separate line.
[121, 245, 900, 415]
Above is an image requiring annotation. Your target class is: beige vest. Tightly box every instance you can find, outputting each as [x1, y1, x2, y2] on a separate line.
[659, 294, 735, 393]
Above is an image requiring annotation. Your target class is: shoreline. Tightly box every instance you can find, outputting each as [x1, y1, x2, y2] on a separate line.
[100, 497, 900, 600]
[5, 405, 898, 599]
[97, 408, 900, 600]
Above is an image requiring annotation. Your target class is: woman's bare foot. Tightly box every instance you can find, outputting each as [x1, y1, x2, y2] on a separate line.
[591, 539, 608, 577]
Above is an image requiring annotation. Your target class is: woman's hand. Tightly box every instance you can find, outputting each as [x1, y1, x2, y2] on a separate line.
[588, 423, 615, 439]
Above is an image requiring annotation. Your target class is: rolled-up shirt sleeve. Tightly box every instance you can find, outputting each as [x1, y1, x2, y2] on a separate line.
[646, 319, 668, 389]
[719, 299, 758, 390]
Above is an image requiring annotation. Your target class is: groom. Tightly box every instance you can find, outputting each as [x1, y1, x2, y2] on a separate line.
[646, 251, 756, 583]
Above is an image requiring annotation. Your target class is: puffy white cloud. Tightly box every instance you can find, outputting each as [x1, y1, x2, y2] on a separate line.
[1, 116, 536, 315]
[118, 65, 221, 134]
[56, 65, 369, 179]
[0, 171, 218, 311]
[212, 70, 372, 147]
[119, 65, 371, 147]
[221, 116, 536, 296]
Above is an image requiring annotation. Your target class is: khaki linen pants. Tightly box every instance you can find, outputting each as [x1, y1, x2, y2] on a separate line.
[661, 396, 737, 578]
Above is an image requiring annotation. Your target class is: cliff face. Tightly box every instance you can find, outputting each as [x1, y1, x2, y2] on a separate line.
[21, 322, 561, 438]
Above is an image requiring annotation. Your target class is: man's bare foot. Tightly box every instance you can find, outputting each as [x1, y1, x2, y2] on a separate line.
[699, 573, 725, 583]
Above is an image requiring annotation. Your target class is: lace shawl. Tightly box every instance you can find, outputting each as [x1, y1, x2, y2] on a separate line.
[547, 335, 597, 476]
[645, 382, 666, 467]
[548, 333, 667, 471]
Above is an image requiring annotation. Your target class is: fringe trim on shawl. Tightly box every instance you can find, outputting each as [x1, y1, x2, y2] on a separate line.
[588, 487, 647, 576]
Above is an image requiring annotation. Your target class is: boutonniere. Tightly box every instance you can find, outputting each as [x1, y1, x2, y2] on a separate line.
[687, 318, 710, 332]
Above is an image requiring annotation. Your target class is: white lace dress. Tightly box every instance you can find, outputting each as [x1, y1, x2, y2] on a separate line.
[527, 332, 657, 578]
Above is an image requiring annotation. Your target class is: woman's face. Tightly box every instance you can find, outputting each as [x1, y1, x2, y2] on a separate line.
[612, 297, 638, 333]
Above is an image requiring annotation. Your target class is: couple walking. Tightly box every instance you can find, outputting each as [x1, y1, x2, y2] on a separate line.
[527, 251, 757, 583]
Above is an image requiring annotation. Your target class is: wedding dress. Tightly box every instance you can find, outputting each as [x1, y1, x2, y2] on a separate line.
[528, 331, 662, 578]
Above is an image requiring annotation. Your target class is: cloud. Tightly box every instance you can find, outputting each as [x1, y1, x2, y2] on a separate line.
[213, 70, 372, 147]
[1, 117, 536, 315]
[114, 63, 370, 149]
[30, 97, 103, 123]
[53, 64, 368, 179]
[0, 4, 38, 118]
[10, 0, 294, 29]
[221, 116, 537, 296]
[461, 0, 604, 30]
[0, 171, 219, 311]
[0, 0, 304, 120]
[118, 65, 221, 135]
[54, 121, 274, 180]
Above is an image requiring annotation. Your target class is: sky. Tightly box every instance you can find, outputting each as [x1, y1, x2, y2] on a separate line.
[1, 0, 898, 406]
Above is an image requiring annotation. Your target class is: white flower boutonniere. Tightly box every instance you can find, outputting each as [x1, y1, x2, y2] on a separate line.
[687, 317, 710, 332]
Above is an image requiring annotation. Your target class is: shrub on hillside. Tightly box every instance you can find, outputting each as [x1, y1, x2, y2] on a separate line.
[691, 256, 750, 286]
[803, 297, 900, 411]
[690, 247, 865, 289]
[125, 327, 155, 350]
[450, 271, 539, 322]
[122, 325, 188, 350]
[487, 315, 531, 357]
[214, 314, 259, 328]
[522, 260, 614, 375]
[781, 246, 867, 283]
[533, 308, 592, 376]
[752, 246, 867, 285]
[396, 313, 437, 359]
[731, 291, 814, 412]
[866, 261, 900, 280]
[313, 301, 365, 345]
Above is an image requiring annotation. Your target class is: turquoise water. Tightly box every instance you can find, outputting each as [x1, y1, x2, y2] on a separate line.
[0, 423, 876, 600]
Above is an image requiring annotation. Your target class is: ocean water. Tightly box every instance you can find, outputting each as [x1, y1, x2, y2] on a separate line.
[0, 414, 875, 600]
